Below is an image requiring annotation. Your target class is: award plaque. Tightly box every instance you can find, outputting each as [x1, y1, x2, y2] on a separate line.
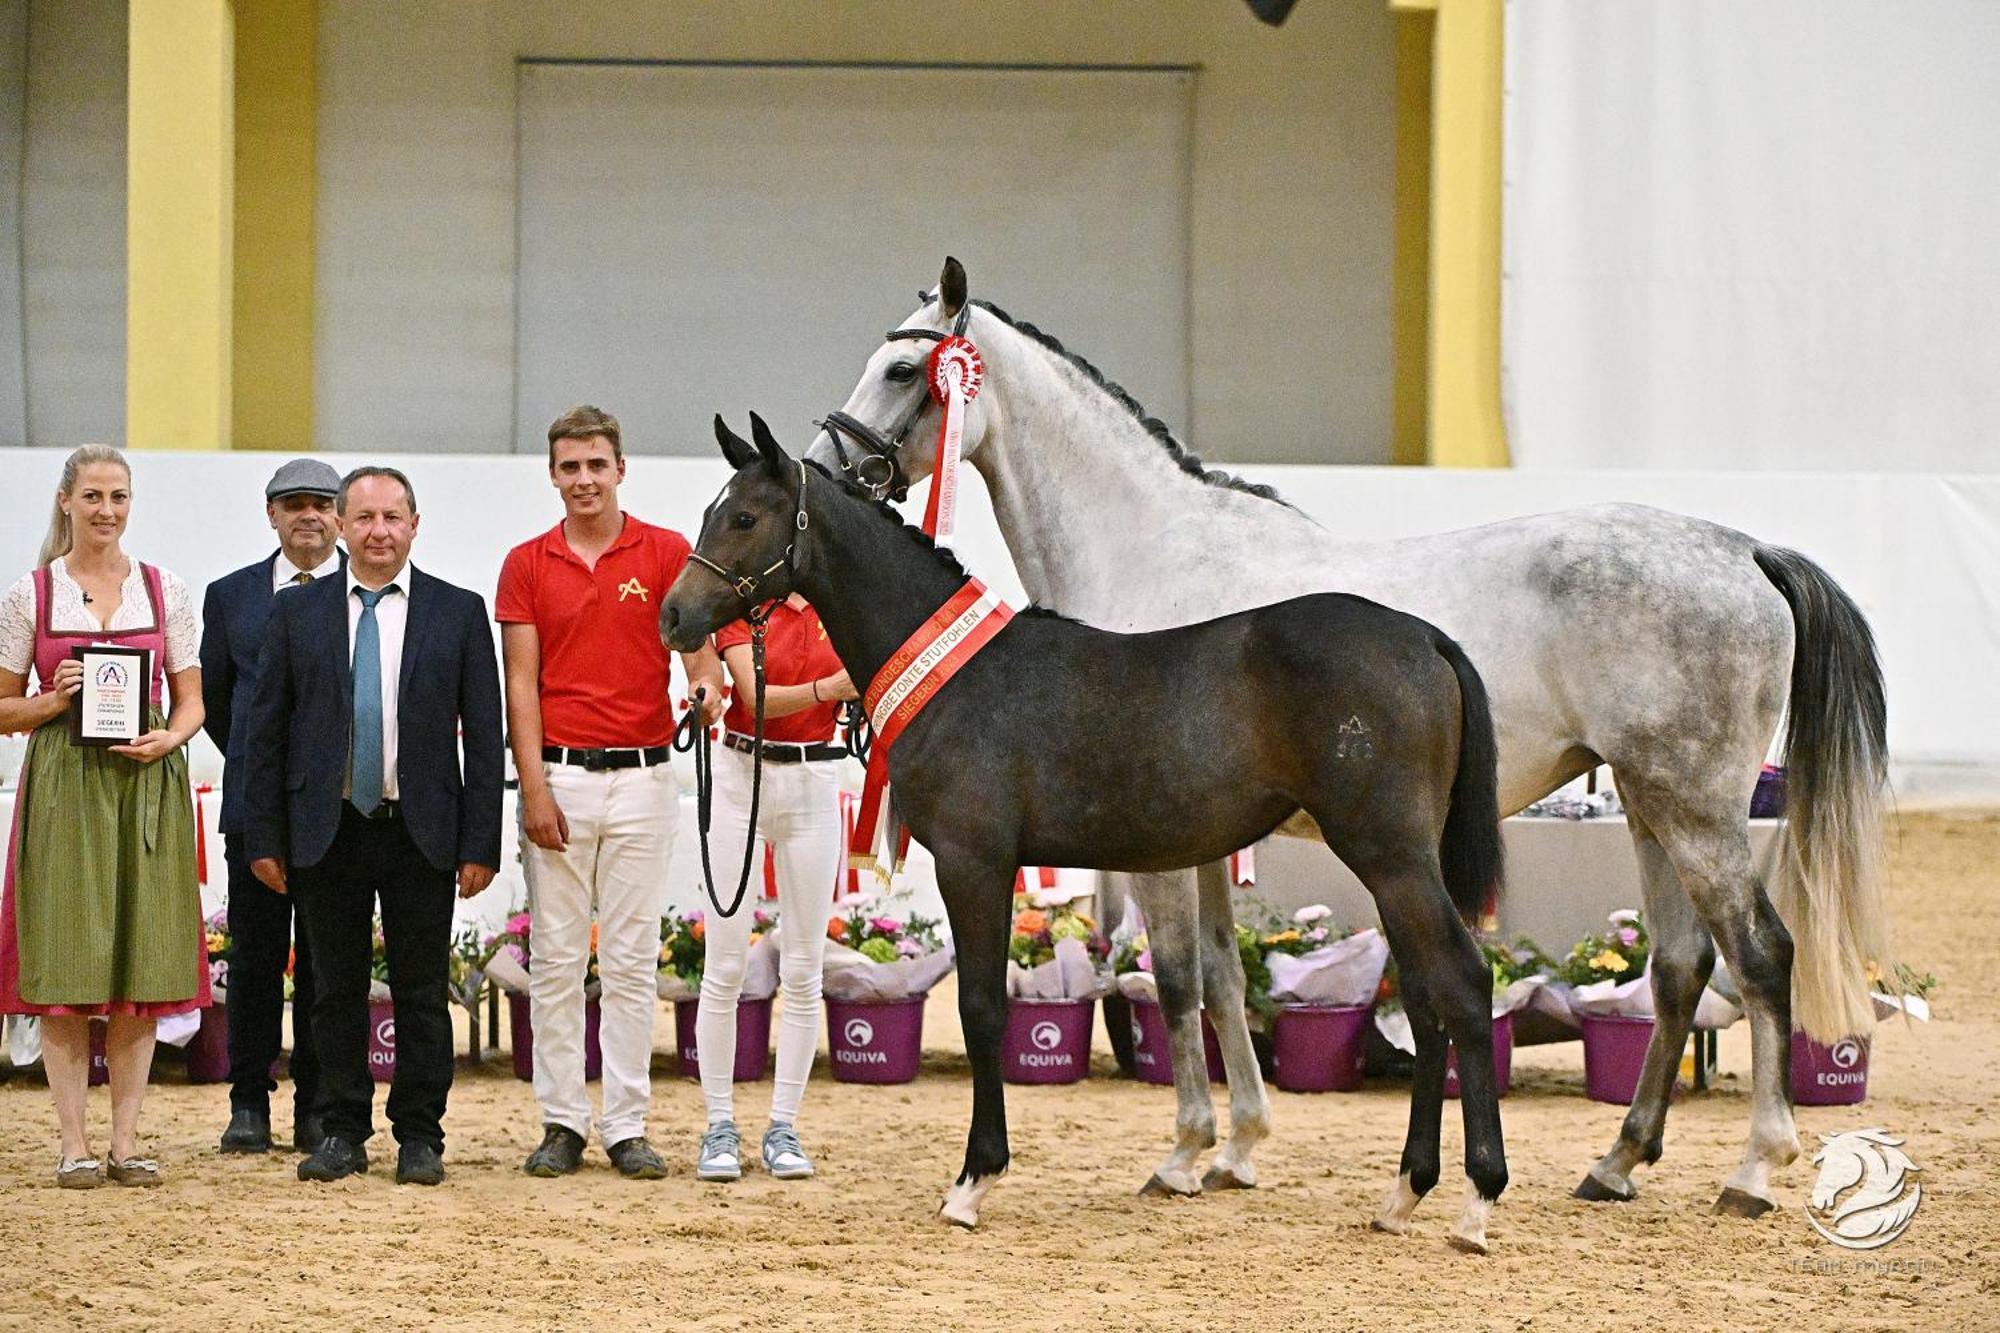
[69, 645, 150, 747]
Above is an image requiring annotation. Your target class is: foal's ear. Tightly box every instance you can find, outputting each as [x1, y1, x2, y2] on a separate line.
[714, 414, 758, 471]
[747, 411, 791, 478]
[938, 255, 968, 321]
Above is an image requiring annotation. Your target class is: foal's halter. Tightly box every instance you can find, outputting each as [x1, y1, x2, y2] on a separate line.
[817, 298, 972, 502]
[675, 461, 813, 918]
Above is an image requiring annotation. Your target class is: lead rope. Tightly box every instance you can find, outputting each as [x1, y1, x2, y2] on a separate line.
[673, 609, 773, 919]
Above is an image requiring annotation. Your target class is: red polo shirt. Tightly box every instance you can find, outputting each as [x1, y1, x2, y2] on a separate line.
[715, 597, 844, 744]
[495, 514, 690, 748]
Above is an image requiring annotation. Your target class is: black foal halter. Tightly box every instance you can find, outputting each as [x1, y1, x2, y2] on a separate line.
[674, 462, 813, 918]
[816, 298, 971, 502]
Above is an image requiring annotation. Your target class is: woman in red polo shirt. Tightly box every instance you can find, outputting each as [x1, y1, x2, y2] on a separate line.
[693, 591, 856, 1183]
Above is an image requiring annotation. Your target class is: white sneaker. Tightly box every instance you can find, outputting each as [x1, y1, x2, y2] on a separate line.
[762, 1123, 814, 1180]
[697, 1121, 741, 1182]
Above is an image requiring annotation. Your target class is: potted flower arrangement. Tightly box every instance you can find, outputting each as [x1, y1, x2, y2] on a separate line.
[1108, 912, 1225, 1087]
[1376, 936, 1549, 1099]
[482, 911, 604, 1084]
[1256, 905, 1387, 1093]
[1790, 961, 1936, 1106]
[184, 909, 234, 1083]
[659, 905, 776, 1084]
[366, 918, 399, 1082]
[822, 894, 952, 1084]
[1561, 910, 1658, 1103]
[1002, 891, 1107, 1085]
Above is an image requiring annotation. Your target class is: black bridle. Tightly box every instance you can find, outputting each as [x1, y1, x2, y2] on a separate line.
[816, 297, 971, 502]
[674, 461, 813, 918]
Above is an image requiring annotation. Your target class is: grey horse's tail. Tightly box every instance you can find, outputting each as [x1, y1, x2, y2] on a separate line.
[1433, 631, 1504, 922]
[1754, 545, 1890, 1042]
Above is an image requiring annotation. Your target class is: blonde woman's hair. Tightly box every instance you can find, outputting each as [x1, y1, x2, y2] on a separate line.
[39, 444, 131, 568]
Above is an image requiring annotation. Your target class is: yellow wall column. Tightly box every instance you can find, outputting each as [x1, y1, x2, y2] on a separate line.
[233, 0, 316, 452]
[1405, 0, 1509, 467]
[127, 0, 234, 451]
[1390, 3, 1433, 466]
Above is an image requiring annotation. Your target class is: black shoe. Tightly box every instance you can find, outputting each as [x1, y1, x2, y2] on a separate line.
[396, 1141, 445, 1186]
[607, 1136, 667, 1180]
[293, 1112, 325, 1156]
[523, 1124, 586, 1178]
[297, 1136, 369, 1182]
[218, 1107, 273, 1154]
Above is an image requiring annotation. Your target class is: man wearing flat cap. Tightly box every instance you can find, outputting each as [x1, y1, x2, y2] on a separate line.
[200, 458, 346, 1155]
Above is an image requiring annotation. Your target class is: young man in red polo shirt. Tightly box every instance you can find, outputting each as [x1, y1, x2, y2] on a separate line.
[496, 405, 725, 1180]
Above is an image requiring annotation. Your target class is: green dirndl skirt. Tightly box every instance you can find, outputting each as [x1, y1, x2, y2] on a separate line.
[0, 709, 206, 1013]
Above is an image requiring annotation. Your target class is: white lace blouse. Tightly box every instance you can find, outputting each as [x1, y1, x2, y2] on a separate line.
[0, 558, 200, 678]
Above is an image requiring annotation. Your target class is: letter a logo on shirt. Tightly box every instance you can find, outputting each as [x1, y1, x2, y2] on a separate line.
[617, 577, 649, 603]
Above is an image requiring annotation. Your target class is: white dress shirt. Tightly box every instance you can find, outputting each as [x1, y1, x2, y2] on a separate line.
[272, 548, 340, 594]
[346, 564, 409, 801]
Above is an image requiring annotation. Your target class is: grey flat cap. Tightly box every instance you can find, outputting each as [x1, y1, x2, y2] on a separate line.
[266, 458, 342, 500]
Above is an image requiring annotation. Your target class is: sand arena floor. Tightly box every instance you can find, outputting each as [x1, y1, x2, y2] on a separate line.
[0, 812, 1993, 1332]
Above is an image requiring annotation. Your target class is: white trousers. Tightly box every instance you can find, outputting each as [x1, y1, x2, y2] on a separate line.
[697, 747, 842, 1128]
[522, 761, 676, 1145]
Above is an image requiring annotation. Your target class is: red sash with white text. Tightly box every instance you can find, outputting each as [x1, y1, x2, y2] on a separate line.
[848, 577, 1014, 878]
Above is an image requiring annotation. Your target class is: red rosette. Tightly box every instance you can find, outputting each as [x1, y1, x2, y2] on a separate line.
[926, 335, 985, 405]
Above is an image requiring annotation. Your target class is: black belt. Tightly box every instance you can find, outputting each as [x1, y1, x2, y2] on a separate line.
[542, 745, 671, 772]
[348, 799, 399, 822]
[722, 734, 847, 765]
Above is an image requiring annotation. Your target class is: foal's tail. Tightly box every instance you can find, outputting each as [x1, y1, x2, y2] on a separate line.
[1433, 632, 1504, 923]
[1754, 545, 1890, 1042]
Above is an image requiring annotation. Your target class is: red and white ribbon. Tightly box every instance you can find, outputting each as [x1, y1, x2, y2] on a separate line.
[848, 577, 1014, 880]
[919, 336, 982, 551]
[1229, 845, 1256, 887]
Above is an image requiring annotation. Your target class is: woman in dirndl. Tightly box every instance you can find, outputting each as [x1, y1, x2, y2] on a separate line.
[0, 445, 209, 1188]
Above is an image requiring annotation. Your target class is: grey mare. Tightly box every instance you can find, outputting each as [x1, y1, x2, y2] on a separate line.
[806, 258, 1889, 1226]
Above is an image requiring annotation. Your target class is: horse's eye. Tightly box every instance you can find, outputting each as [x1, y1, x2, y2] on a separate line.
[731, 512, 756, 530]
[885, 361, 919, 384]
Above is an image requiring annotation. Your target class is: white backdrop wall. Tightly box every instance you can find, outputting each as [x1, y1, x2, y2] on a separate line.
[1504, 1, 2000, 472]
[1, 448, 1994, 802]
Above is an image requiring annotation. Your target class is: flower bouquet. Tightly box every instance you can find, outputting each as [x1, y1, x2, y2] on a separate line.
[1003, 892, 1108, 1085]
[822, 894, 952, 1084]
[1255, 904, 1386, 1093]
[1545, 910, 1733, 1103]
[661, 905, 777, 1083]
[1108, 903, 1224, 1086]
[481, 911, 604, 1084]
[1373, 935, 1549, 1098]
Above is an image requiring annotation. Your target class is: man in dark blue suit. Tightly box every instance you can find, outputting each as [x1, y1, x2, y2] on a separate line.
[201, 458, 345, 1156]
[243, 466, 503, 1186]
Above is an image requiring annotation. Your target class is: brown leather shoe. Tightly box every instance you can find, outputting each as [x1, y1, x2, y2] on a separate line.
[106, 1156, 163, 1187]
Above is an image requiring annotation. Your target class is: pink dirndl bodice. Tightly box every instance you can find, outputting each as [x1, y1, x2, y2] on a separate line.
[0, 562, 210, 1016]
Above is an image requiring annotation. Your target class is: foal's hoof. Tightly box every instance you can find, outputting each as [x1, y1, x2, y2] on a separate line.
[1201, 1165, 1255, 1192]
[1572, 1172, 1637, 1204]
[1712, 1187, 1776, 1219]
[1139, 1174, 1199, 1199]
[1369, 1217, 1413, 1237]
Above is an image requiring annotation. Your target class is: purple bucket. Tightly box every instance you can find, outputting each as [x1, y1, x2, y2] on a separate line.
[506, 992, 603, 1083]
[1270, 1004, 1371, 1093]
[185, 1004, 231, 1083]
[1750, 766, 1787, 818]
[1002, 997, 1094, 1085]
[1444, 1011, 1515, 1099]
[88, 1020, 109, 1086]
[825, 995, 926, 1084]
[1128, 999, 1226, 1087]
[1581, 1014, 1656, 1104]
[1791, 1031, 1869, 1105]
[367, 1000, 398, 1083]
[674, 996, 773, 1083]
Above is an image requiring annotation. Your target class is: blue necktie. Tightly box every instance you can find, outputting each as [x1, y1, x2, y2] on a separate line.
[350, 584, 396, 814]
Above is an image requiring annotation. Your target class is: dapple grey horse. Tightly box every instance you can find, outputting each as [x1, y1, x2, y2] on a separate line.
[806, 258, 1888, 1228]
